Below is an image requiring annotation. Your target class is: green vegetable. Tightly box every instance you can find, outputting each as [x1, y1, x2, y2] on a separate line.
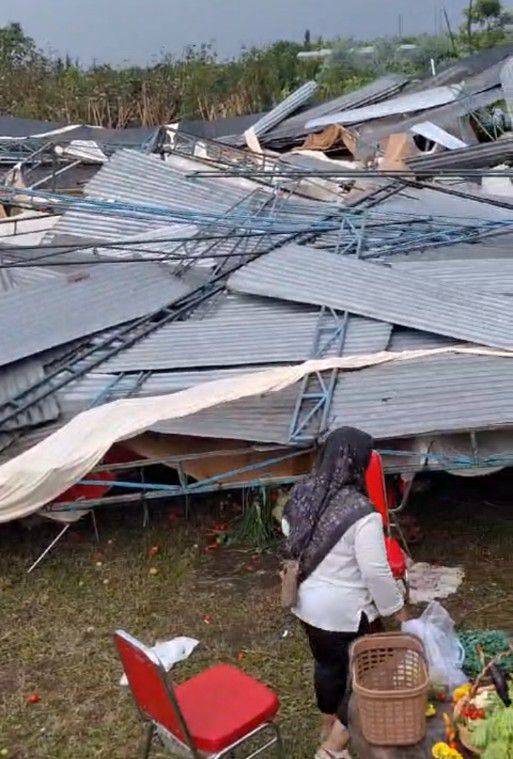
[470, 699, 513, 758]
[459, 630, 513, 679]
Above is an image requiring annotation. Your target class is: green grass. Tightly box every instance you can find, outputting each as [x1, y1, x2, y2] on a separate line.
[0, 509, 319, 758]
[2, 472, 513, 757]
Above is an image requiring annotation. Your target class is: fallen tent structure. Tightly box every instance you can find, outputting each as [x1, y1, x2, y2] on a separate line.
[3, 47, 513, 526]
[1, 346, 513, 523]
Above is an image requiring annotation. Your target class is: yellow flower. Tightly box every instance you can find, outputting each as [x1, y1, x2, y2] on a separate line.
[432, 742, 464, 759]
[452, 683, 472, 703]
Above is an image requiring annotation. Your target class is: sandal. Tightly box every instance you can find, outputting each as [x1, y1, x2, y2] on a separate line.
[314, 748, 351, 759]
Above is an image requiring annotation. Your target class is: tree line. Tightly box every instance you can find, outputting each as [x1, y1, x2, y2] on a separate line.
[1, 0, 511, 129]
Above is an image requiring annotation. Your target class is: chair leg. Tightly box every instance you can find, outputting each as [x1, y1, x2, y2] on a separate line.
[141, 723, 155, 759]
[273, 723, 285, 758]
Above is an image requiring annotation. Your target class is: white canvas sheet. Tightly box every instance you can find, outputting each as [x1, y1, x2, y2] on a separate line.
[0, 346, 511, 523]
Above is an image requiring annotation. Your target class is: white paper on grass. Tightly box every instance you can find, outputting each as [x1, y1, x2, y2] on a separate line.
[119, 636, 199, 685]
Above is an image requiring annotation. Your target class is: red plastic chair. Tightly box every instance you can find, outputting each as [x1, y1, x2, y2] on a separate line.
[365, 451, 407, 580]
[114, 630, 284, 758]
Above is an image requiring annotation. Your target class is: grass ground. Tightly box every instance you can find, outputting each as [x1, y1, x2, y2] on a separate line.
[1, 471, 513, 758]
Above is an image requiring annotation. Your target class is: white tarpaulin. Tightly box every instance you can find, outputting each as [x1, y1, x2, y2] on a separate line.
[0, 346, 512, 523]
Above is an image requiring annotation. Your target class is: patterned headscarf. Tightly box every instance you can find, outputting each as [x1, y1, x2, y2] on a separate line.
[284, 426, 374, 579]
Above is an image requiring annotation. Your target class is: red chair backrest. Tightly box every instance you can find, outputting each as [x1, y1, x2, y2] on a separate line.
[114, 630, 185, 742]
[365, 452, 407, 579]
[365, 450, 390, 528]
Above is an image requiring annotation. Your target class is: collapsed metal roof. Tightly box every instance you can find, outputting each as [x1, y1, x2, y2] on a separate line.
[228, 244, 513, 350]
[3, 45, 513, 491]
[0, 262, 189, 367]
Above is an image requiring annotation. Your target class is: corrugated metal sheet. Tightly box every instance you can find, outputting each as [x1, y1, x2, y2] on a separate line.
[101, 295, 391, 371]
[263, 75, 409, 144]
[57, 366, 272, 416]
[391, 259, 513, 294]
[46, 150, 259, 243]
[356, 87, 503, 151]
[151, 384, 299, 443]
[228, 243, 513, 350]
[0, 358, 60, 430]
[245, 81, 318, 138]
[0, 262, 189, 367]
[388, 327, 458, 352]
[57, 353, 513, 445]
[0, 265, 62, 432]
[406, 137, 513, 171]
[306, 85, 461, 129]
[331, 353, 513, 439]
[409, 122, 467, 149]
[372, 185, 513, 224]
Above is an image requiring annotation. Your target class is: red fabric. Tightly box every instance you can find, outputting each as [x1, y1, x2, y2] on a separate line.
[174, 664, 279, 751]
[115, 633, 279, 753]
[54, 470, 115, 503]
[365, 451, 389, 527]
[385, 536, 407, 579]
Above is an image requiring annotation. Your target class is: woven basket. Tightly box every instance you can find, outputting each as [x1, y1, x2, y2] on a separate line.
[352, 632, 429, 746]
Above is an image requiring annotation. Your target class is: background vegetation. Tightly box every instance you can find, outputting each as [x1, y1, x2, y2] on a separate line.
[0, 0, 512, 128]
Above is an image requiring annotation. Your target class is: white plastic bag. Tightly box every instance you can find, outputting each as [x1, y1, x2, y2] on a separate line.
[402, 600, 467, 690]
[119, 636, 199, 685]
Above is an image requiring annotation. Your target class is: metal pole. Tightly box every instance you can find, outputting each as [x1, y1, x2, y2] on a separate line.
[27, 523, 71, 574]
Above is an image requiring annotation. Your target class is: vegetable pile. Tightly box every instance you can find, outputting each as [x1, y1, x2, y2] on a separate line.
[459, 630, 513, 679]
[471, 700, 513, 758]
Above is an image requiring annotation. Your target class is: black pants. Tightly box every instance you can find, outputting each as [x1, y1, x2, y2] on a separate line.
[303, 615, 370, 725]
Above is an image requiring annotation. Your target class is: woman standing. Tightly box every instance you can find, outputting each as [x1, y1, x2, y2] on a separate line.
[282, 427, 407, 759]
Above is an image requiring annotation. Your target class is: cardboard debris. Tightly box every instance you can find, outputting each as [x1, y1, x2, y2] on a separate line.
[302, 123, 357, 154]
[379, 132, 419, 171]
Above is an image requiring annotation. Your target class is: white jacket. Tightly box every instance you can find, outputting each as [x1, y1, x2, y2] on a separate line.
[287, 511, 404, 632]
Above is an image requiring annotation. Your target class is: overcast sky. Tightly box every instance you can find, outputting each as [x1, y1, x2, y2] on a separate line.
[1, 0, 488, 67]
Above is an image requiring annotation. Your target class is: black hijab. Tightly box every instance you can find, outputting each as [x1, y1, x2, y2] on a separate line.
[284, 426, 374, 579]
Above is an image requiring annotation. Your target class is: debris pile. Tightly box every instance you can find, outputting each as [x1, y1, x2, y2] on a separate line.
[3, 45, 513, 520]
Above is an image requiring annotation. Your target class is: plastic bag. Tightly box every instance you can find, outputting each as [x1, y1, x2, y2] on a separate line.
[402, 600, 467, 690]
[119, 636, 198, 685]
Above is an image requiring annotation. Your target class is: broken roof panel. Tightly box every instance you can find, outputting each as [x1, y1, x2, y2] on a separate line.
[355, 86, 503, 149]
[142, 353, 513, 444]
[0, 262, 189, 367]
[263, 75, 409, 144]
[228, 243, 513, 350]
[47, 149, 258, 243]
[151, 384, 299, 443]
[245, 80, 318, 139]
[420, 44, 513, 87]
[306, 86, 461, 129]
[391, 259, 513, 294]
[101, 295, 391, 371]
[406, 137, 513, 172]
[331, 353, 513, 439]
[0, 358, 60, 431]
[388, 327, 458, 352]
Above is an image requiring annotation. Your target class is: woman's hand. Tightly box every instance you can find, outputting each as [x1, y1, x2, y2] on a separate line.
[393, 606, 409, 625]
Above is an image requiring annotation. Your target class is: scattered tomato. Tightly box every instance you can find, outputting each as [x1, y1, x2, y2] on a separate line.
[26, 694, 40, 704]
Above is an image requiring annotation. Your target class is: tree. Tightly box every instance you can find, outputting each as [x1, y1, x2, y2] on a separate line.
[0, 22, 38, 66]
[462, 0, 513, 48]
